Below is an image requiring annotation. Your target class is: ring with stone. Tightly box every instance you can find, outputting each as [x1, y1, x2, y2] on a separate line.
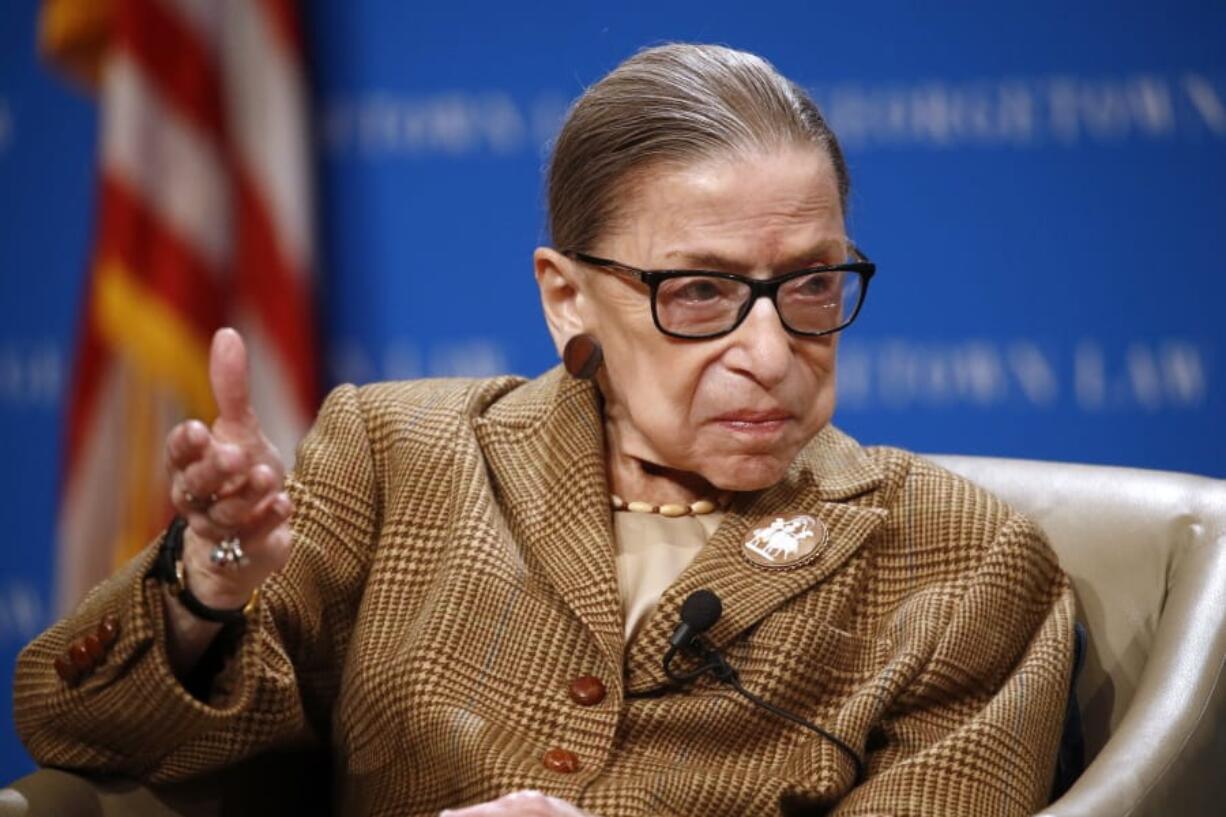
[209, 536, 246, 568]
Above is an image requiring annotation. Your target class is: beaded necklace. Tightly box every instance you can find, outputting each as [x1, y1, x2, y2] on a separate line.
[609, 493, 729, 517]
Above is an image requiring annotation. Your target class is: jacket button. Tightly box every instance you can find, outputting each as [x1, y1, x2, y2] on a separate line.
[53, 656, 80, 683]
[568, 675, 606, 706]
[97, 615, 120, 647]
[541, 748, 580, 773]
[83, 634, 105, 661]
[68, 640, 93, 671]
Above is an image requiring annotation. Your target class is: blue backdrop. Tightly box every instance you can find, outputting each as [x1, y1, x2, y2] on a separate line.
[2, 0, 1223, 779]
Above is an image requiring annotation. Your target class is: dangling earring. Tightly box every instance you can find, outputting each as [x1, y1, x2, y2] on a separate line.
[563, 333, 603, 380]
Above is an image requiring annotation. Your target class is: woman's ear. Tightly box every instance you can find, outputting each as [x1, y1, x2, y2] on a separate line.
[534, 247, 587, 356]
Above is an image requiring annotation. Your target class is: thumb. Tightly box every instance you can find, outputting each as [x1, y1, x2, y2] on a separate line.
[209, 327, 256, 426]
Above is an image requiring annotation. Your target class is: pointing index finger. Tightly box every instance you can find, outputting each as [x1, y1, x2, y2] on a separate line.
[209, 328, 256, 426]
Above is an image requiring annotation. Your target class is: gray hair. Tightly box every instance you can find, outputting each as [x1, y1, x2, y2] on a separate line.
[546, 43, 850, 253]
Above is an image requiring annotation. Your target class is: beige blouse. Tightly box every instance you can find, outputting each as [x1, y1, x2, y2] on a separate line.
[612, 511, 725, 643]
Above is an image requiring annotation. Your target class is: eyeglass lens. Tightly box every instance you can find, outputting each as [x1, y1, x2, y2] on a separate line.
[655, 270, 864, 337]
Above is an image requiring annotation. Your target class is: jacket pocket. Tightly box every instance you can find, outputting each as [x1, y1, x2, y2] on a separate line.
[730, 611, 894, 700]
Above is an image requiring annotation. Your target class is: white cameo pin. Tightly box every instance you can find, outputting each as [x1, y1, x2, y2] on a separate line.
[741, 514, 828, 569]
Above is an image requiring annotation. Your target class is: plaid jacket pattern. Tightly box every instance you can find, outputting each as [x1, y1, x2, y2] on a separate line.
[15, 367, 1075, 816]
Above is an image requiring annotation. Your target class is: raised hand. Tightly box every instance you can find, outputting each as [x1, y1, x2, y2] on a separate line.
[164, 328, 293, 611]
[440, 791, 594, 817]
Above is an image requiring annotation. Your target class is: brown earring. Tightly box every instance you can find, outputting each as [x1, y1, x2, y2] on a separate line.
[563, 334, 603, 380]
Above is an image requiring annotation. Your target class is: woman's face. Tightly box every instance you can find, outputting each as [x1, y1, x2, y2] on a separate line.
[536, 146, 846, 492]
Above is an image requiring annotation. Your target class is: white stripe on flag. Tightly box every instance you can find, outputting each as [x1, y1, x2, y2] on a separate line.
[57, 369, 124, 612]
[101, 54, 232, 273]
[222, 0, 314, 274]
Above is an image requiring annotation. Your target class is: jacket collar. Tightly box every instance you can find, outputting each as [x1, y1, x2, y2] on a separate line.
[474, 367, 889, 690]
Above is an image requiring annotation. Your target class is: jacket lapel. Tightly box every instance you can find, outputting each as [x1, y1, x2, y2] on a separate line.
[623, 426, 889, 693]
[474, 368, 625, 672]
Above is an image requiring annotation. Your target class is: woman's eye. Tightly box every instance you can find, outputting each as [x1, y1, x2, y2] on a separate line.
[673, 280, 724, 302]
[795, 274, 837, 298]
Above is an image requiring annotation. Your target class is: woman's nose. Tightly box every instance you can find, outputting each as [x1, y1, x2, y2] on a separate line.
[725, 296, 792, 387]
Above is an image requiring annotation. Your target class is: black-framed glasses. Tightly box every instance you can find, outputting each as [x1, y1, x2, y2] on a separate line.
[563, 245, 876, 340]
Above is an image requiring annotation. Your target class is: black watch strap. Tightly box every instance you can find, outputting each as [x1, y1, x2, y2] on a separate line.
[154, 516, 256, 625]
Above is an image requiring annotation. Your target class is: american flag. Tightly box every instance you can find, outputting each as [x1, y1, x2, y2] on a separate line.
[40, 0, 318, 611]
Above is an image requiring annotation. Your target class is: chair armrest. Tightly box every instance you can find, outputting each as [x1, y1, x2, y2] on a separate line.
[1038, 479, 1226, 817]
[0, 767, 191, 816]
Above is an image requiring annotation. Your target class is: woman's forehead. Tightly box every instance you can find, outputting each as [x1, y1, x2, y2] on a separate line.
[661, 238, 848, 272]
[610, 150, 846, 271]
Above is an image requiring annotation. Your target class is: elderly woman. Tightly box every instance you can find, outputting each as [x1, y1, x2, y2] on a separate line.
[15, 44, 1074, 816]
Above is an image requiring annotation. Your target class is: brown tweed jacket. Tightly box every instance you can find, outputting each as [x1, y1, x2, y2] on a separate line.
[15, 367, 1075, 816]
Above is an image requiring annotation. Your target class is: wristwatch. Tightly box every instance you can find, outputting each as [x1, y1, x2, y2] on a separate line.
[153, 516, 258, 625]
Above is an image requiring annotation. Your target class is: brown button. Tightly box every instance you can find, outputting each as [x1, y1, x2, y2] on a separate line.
[54, 655, 80, 683]
[541, 748, 580, 773]
[68, 641, 93, 671]
[83, 634, 105, 661]
[568, 675, 606, 706]
[97, 615, 120, 646]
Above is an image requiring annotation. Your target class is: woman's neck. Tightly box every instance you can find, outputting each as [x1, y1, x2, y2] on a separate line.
[603, 413, 720, 505]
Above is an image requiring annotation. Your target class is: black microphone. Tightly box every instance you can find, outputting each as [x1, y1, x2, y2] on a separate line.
[670, 588, 722, 648]
[663, 589, 865, 784]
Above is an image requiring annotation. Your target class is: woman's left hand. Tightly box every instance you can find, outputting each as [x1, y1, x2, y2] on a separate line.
[440, 790, 593, 816]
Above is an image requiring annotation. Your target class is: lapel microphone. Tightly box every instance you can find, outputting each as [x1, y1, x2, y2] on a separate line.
[665, 589, 866, 784]
[670, 589, 722, 647]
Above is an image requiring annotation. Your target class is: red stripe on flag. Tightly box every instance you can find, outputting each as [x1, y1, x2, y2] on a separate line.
[95, 176, 227, 340]
[255, 0, 305, 59]
[233, 167, 318, 416]
[114, 0, 225, 137]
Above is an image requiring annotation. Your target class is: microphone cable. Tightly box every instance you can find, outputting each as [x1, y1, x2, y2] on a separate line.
[663, 589, 865, 784]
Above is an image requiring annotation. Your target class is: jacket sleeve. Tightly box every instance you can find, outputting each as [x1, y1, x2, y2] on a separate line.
[13, 384, 379, 783]
[832, 512, 1077, 817]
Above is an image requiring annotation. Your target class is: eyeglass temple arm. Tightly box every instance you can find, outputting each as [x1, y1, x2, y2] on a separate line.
[563, 251, 650, 282]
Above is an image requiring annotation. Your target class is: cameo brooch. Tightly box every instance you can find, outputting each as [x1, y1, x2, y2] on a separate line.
[741, 514, 828, 570]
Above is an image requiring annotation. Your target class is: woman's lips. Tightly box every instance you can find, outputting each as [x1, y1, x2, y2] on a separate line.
[711, 411, 793, 436]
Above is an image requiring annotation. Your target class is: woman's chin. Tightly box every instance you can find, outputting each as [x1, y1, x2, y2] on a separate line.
[703, 454, 792, 493]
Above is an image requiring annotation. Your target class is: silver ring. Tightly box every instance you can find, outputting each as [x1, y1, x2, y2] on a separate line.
[209, 536, 246, 568]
